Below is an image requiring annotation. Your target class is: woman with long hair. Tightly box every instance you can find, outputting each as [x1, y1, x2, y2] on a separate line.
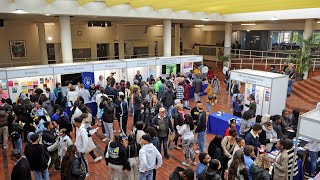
[177, 114, 196, 167]
[126, 132, 141, 180]
[61, 145, 85, 180]
[228, 150, 249, 180]
[208, 135, 224, 166]
[250, 154, 271, 180]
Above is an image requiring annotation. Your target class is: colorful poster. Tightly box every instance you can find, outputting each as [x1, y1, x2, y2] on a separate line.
[21, 81, 27, 86]
[21, 86, 28, 94]
[45, 78, 49, 84]
[265, 88, 270, 102]
[255, 86, 265, 116]
[14, 81, 19, 86]
[0, 80, 8, 90]
[43, 84, 47, 88]
[12, 87, 17, 93]
[32, 81, 38, 85]
[40, 78, 44, 84]
[8, 81, 13, 87]
[27, 81, 32, 86]
[28, 86, 33, 89]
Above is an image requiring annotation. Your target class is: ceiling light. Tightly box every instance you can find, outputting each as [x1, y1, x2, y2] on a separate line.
[200, 18, 210, 21]
[195, 25, 205, 27]
[247, 30, 251, 32]
[45, 14, 51, 16]
[270, 16, 278, 21]
[44, 23, 55, 26]
[47, 36, 53, 41]
[241, 23, 256, 26]
[155, 25, 163, 27]
[12, 9, 28, 14]
[317, 21, 320, 24]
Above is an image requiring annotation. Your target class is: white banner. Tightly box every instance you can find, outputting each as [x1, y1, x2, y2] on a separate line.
[180, 56, 203, 63]
[93, 62, 126, 71]
[0, 69, 6, 79]
[126, 60, 156, 67]
[54, 64, 93, 74]
[156, 57, 181, 65]
[6, 67, 54, 79]
[230, 71, 272, 87]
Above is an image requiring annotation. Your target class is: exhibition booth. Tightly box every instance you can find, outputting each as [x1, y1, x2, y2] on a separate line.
[155, 57, 181, 79]
[122, 58, 156, 84]
[92, 60, 127, 86]
[229, 69, 288, 116]
[0, 68, 8, 97]
[5, 65, 55, 102]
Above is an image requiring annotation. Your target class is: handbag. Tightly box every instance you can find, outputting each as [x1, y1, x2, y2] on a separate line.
[168, 134, 174, 150]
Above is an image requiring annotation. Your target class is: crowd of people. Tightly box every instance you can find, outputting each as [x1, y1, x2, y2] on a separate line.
[0, 65, 319, 180]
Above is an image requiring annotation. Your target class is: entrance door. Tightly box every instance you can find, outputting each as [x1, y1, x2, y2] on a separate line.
[47, 43, 56, 64]
[97, 43, 109, 60]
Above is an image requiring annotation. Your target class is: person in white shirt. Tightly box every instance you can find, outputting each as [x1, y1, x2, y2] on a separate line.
[97, 75, 104, 87]
[308, 140, 320, 177]
[177, 114, 196, 167]
[67, 86, 78, 107]
[78, 84, 91, 104]
[73, 117, 89, 176]
[139, 134, 163, 180]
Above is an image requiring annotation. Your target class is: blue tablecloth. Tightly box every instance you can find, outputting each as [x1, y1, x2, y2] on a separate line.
[190, 84, 208, 99]
[86, 101, 97, 117]
[206, 112, 241, 136]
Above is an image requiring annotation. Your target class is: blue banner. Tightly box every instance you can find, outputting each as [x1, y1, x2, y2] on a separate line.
[82, 72, 94, 90]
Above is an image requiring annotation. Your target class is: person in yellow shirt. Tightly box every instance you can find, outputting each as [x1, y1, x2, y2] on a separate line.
[193, 66, 200, 76]
[204, 80, 214, 113]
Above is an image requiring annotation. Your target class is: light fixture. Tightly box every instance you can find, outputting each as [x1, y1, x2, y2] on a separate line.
[195, 25, 205, 27]
[45, 14, 51, 16]
[247, 30, 251, 32]
[270, 16, 278, 21]
[44, 23, 55, 26]
[200, 18, 210, 21]
[47, 36, 53, 41]
[155, 25, 163, 27]
[317, 21, 320, 24]
[12, 9, 28, 14]
[241, 23, 256, 26]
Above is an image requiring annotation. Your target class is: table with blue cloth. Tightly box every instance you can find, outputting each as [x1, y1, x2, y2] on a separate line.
[189, 83, 208, 99]
[206, 112, 241, 136]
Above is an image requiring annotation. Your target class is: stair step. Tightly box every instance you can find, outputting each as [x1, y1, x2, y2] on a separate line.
[295, 81, 320, 94]
[285, 93, 315, 113]
[291, 88, 318, 104]
[292, 83, 320, 101]
[303, 79, 320, 90]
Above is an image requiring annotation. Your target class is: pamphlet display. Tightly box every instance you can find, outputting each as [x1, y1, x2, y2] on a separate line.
[230, 69, 288, 116]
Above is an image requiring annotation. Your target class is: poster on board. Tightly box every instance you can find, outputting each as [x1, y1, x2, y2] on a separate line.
[262, 88, 271, 115]
[254, 85, 265, 116]
[244, 83, 252, 111]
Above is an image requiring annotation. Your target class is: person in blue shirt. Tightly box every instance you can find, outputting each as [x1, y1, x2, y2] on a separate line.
[46, 88, 56, 104]
[243, 145, 255, 180]
[196, 152, 211, 180]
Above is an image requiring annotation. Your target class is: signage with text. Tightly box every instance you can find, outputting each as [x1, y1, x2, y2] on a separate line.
[126, 60, 156, 67]
[6, 67, 54, 79]
[93, 62, 127, 71]
[180, 56, 203, 63]
[156, 57, 181, 65]
[54, 64, 93, 74]
[0, 70, 6, 79]
[230, 71, 272, 87]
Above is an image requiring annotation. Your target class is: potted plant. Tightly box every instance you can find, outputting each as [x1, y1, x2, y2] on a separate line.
[289, 35, 320, 81]
[218, 55, 229, 67]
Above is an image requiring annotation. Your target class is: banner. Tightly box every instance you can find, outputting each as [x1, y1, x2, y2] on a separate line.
[82, 72, 94, 90]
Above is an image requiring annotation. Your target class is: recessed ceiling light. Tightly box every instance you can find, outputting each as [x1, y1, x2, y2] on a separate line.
[195, 25, 205, 27]
[241, 23, 256, 26]
[45, 14, 51, 16]
[247, 30, 251, 32]
[317, 21, 320, 24]
[155, 25, 163, 27]
[200, 18, 210, 21]
[270, 16, 279, 21]
[13, 9, 28, 14]
[47, 36, 53, 41]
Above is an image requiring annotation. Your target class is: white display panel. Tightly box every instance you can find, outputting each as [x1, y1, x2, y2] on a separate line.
[6, 67, 54, 79]
[127, 67, 149, 84]
[254, 85, 265, 116]
[0, 69, 7, 79]
[299, 109, 320, 140]
[244, 83, 252, 111]
[231, 71, 273, 87]
[94, 69, 123, 87]
[54, 64, 93, 75]
[180, 55, 203, 63]
[262, 87, 271, 115]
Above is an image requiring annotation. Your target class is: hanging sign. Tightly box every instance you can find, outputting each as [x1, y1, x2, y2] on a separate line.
[6, 67, 54, 79]
[230, 71, 272, 87]
[54, 64, 93, 74]
[156, 57, 181, 65]
[180, 56, 203, 63]
[126, 59, 156, 67]
[93, 62, 126, 71]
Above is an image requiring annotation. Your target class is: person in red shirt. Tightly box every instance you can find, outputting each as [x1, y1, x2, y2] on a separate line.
[207, 67, 214, 80]
[224, 118, 238, 137]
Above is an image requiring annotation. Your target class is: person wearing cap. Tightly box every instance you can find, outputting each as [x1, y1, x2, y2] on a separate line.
[224, 118, 238, 137]
[139, 134, 163, 180]
[245, 94, 256, 117]
[11, 149, 32, 180]
[0, 106, 9, 149]
[25, 133, 50, 180]
[73, 116, 89, 176]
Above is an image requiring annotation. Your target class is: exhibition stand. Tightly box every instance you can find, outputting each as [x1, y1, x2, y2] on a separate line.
[122, 58, 156, 84]
[229, 69, 288, 116]
[155, 57, 181, 79]
[207, 112, 241, 135]
[6, 65, 55, 102]
[92, 60, 127, 86]
[0, 68, 8, 97]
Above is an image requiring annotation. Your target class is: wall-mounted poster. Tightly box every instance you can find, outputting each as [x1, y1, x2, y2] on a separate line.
[9, 41, 27, 59]
[40, 78, 44, 84]
[21, 86, 28, 94]
[12, 87, 17, 93]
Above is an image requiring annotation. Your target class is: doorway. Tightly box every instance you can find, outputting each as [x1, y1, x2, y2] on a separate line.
[114, 43, 119, 59]
[47, 43, 56, 64]
[97, 43, 109, 60]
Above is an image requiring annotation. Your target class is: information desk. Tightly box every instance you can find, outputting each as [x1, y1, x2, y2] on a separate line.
[206, 112, 241, 136]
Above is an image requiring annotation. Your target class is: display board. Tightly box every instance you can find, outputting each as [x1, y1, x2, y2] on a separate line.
[123, 58, 156, 84]
[93, 60, 126, 86]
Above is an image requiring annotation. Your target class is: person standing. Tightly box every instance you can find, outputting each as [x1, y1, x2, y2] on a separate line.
[177, 114, 196, 167]
[42, 121, 60, 172]
[61, 145, 86, 180]
[212, 76, 220, 105]
[135, 70, 143, 87]
[133, 88, 143, 127]
[107, 73, 116, 88]
[198, 159, 223, 180]
[54, 82, 64, 98]
[73, 117, 89, 176]
[228, 150, 249, 180]
[270, 140, 289, 180]
[25, 133, 50, 180]
[127, 134, 141, 180]
[46, 88, 57, 104]
[192, 75, 202, 102]
[152, 107, 173, 159]
[245, 94, 257, 117]
[250, 154, 271, 180]
[245, 123, 263, 155]
[10, 149, 32, 180]
[141, 81, 149, 99]
[97, 75, 104, 87]
[196, 153, 211, 179]
[0, 107, 9, 149]
[195, 103, 206, 154]
[161, 84, 175, 118]
[175, 82, 185, 102]
[204, 80, 214, 113]
[233, 95, 244, 117]
[307, 140, 320, 178]
[158, 79, 166, 100]
[139, 134, 163, 180]
[183, 80, 191, 109]
[243, 145, 255, 180]
[118, 95, 129, 137]
[101, 97, 115, 142]
[78, 84, 91, 104]
[286, 63, 295, 97]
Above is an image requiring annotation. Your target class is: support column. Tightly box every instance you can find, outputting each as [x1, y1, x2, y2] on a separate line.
[224, 23, 232, 58]
[117, 24, 125, 59]
[303, 19, 314, 79]
[37, 23, 48, 65]
[59, 16, 73, 63]
[108, 26, 115, 59]
[174, 24, 180, 56]
[163, 20, 172, 57]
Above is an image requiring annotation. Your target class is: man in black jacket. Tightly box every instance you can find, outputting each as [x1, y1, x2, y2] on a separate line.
[42, 121, 60, 171]
[161, 84, 175, 118]
[133, 88, 142, 127]
[25, 133, 50, 180]
[11, 149, 32, 180]
[195, 103, 206, 154]
[101, 97, 115, 142]
[152, 107, 173, 159]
